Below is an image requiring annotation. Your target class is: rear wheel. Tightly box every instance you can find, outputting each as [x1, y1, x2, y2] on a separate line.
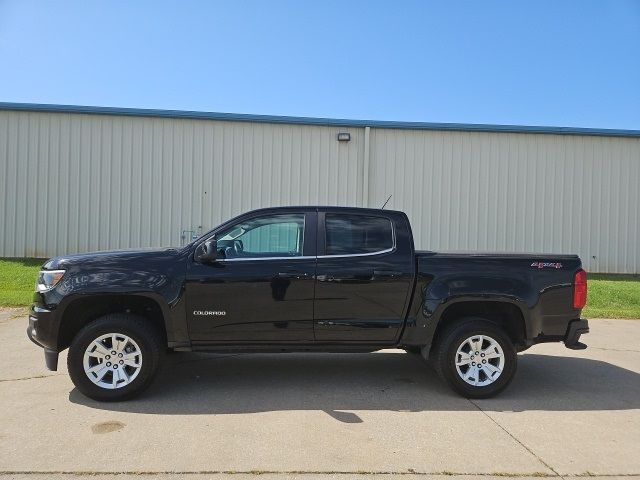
[433, 318, 517, 398]
[67, 313, 164, 401]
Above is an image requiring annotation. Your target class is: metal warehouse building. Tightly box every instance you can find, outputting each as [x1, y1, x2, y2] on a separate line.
[1, 103, 639, 273]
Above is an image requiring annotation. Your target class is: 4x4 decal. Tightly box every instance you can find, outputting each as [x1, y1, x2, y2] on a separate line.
[531, 262, 563, 269]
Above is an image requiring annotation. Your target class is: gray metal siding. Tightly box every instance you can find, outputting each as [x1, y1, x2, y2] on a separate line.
[1, 109, 639, 273]
[368, 129, 640, 273]
[0, 111, 363, 257]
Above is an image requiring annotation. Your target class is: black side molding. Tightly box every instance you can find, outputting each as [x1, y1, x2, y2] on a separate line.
[564, 319, 589, 350]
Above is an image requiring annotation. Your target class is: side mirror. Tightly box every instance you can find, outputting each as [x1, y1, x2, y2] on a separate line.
[196, 238, 217, 263]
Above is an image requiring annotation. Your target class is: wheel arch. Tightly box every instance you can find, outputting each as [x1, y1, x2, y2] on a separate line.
[429, 300, 527, 357]
[56, 293, 169, 351]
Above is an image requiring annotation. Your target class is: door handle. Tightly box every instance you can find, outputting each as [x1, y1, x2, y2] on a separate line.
[316, 274, 335, 282]
[276, 272, 308, 280]
[373, 270, 402, 278]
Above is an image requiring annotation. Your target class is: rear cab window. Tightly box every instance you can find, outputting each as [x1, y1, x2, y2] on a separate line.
[324, 213, 394, 256]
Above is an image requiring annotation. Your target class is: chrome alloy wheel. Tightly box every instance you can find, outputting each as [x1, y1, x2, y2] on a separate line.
[455, 334, 505, 387]
[82, 333, 142, 389]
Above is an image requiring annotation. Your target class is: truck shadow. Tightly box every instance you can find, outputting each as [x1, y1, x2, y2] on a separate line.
[69, 351, 640, 418]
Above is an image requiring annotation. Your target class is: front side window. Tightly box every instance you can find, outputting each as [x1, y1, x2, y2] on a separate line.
[325, 214, 393, 255]
[216, 214, 305, 259]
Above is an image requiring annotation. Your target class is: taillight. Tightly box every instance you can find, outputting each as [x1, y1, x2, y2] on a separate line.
[573, 269, 587, 309]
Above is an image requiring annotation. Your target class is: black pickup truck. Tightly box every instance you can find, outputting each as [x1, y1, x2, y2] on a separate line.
[28, 206, 589, 401]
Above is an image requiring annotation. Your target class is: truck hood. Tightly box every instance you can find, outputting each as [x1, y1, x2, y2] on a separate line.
[43, 247, 182, 270]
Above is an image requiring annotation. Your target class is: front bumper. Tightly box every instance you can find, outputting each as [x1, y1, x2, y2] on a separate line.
[564, 319, 589, 350]
[27, 305, 60, 371]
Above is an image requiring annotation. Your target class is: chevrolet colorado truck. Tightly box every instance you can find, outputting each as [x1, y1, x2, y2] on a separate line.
[28, 206, 589, 401]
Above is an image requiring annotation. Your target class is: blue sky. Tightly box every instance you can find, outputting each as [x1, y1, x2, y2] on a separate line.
[1, 1, 639, 129]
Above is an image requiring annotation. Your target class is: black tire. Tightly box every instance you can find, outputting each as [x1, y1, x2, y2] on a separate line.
[67, 313, 164, 402]
[432, 317, 517, 399]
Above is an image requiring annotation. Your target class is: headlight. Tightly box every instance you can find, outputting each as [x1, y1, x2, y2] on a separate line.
[36, 270, 66, 292]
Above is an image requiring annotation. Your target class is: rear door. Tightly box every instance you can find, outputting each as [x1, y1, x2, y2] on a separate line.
[313, 210, 415, 343]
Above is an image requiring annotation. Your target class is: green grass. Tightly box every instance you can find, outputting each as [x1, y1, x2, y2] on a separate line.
[582, 273, 640, 319]
[0, 258, 639, 318]
[0, 258, 44, 307]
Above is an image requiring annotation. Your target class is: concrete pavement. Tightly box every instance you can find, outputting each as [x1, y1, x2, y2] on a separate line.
[1, 309, 639, 479]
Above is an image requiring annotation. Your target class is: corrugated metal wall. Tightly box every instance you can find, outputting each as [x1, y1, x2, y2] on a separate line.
[1, 109, 639, 273]
[0, 111, 363, 257]
[368, 129, 640, 274]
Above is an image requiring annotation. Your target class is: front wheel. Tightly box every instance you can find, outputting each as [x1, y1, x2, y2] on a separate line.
[67, 313, 164, 401]
[433, 318, 517, 398]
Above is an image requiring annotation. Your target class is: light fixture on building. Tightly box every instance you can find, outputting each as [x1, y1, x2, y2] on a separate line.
[337, 132, 351, 142]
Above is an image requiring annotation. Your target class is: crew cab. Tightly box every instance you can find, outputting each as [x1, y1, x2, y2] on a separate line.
[28, 206, 589, 401]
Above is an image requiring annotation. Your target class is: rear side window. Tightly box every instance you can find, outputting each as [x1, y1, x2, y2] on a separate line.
[325, 214, 394, 255]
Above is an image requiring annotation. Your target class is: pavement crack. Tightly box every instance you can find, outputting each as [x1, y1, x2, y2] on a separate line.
[0, 373, 64, 383]
[589, 346, 640, 353]
[468, 399, 563, 478]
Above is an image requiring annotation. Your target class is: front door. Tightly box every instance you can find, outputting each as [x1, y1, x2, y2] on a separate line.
[186, 211, 317, 343]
